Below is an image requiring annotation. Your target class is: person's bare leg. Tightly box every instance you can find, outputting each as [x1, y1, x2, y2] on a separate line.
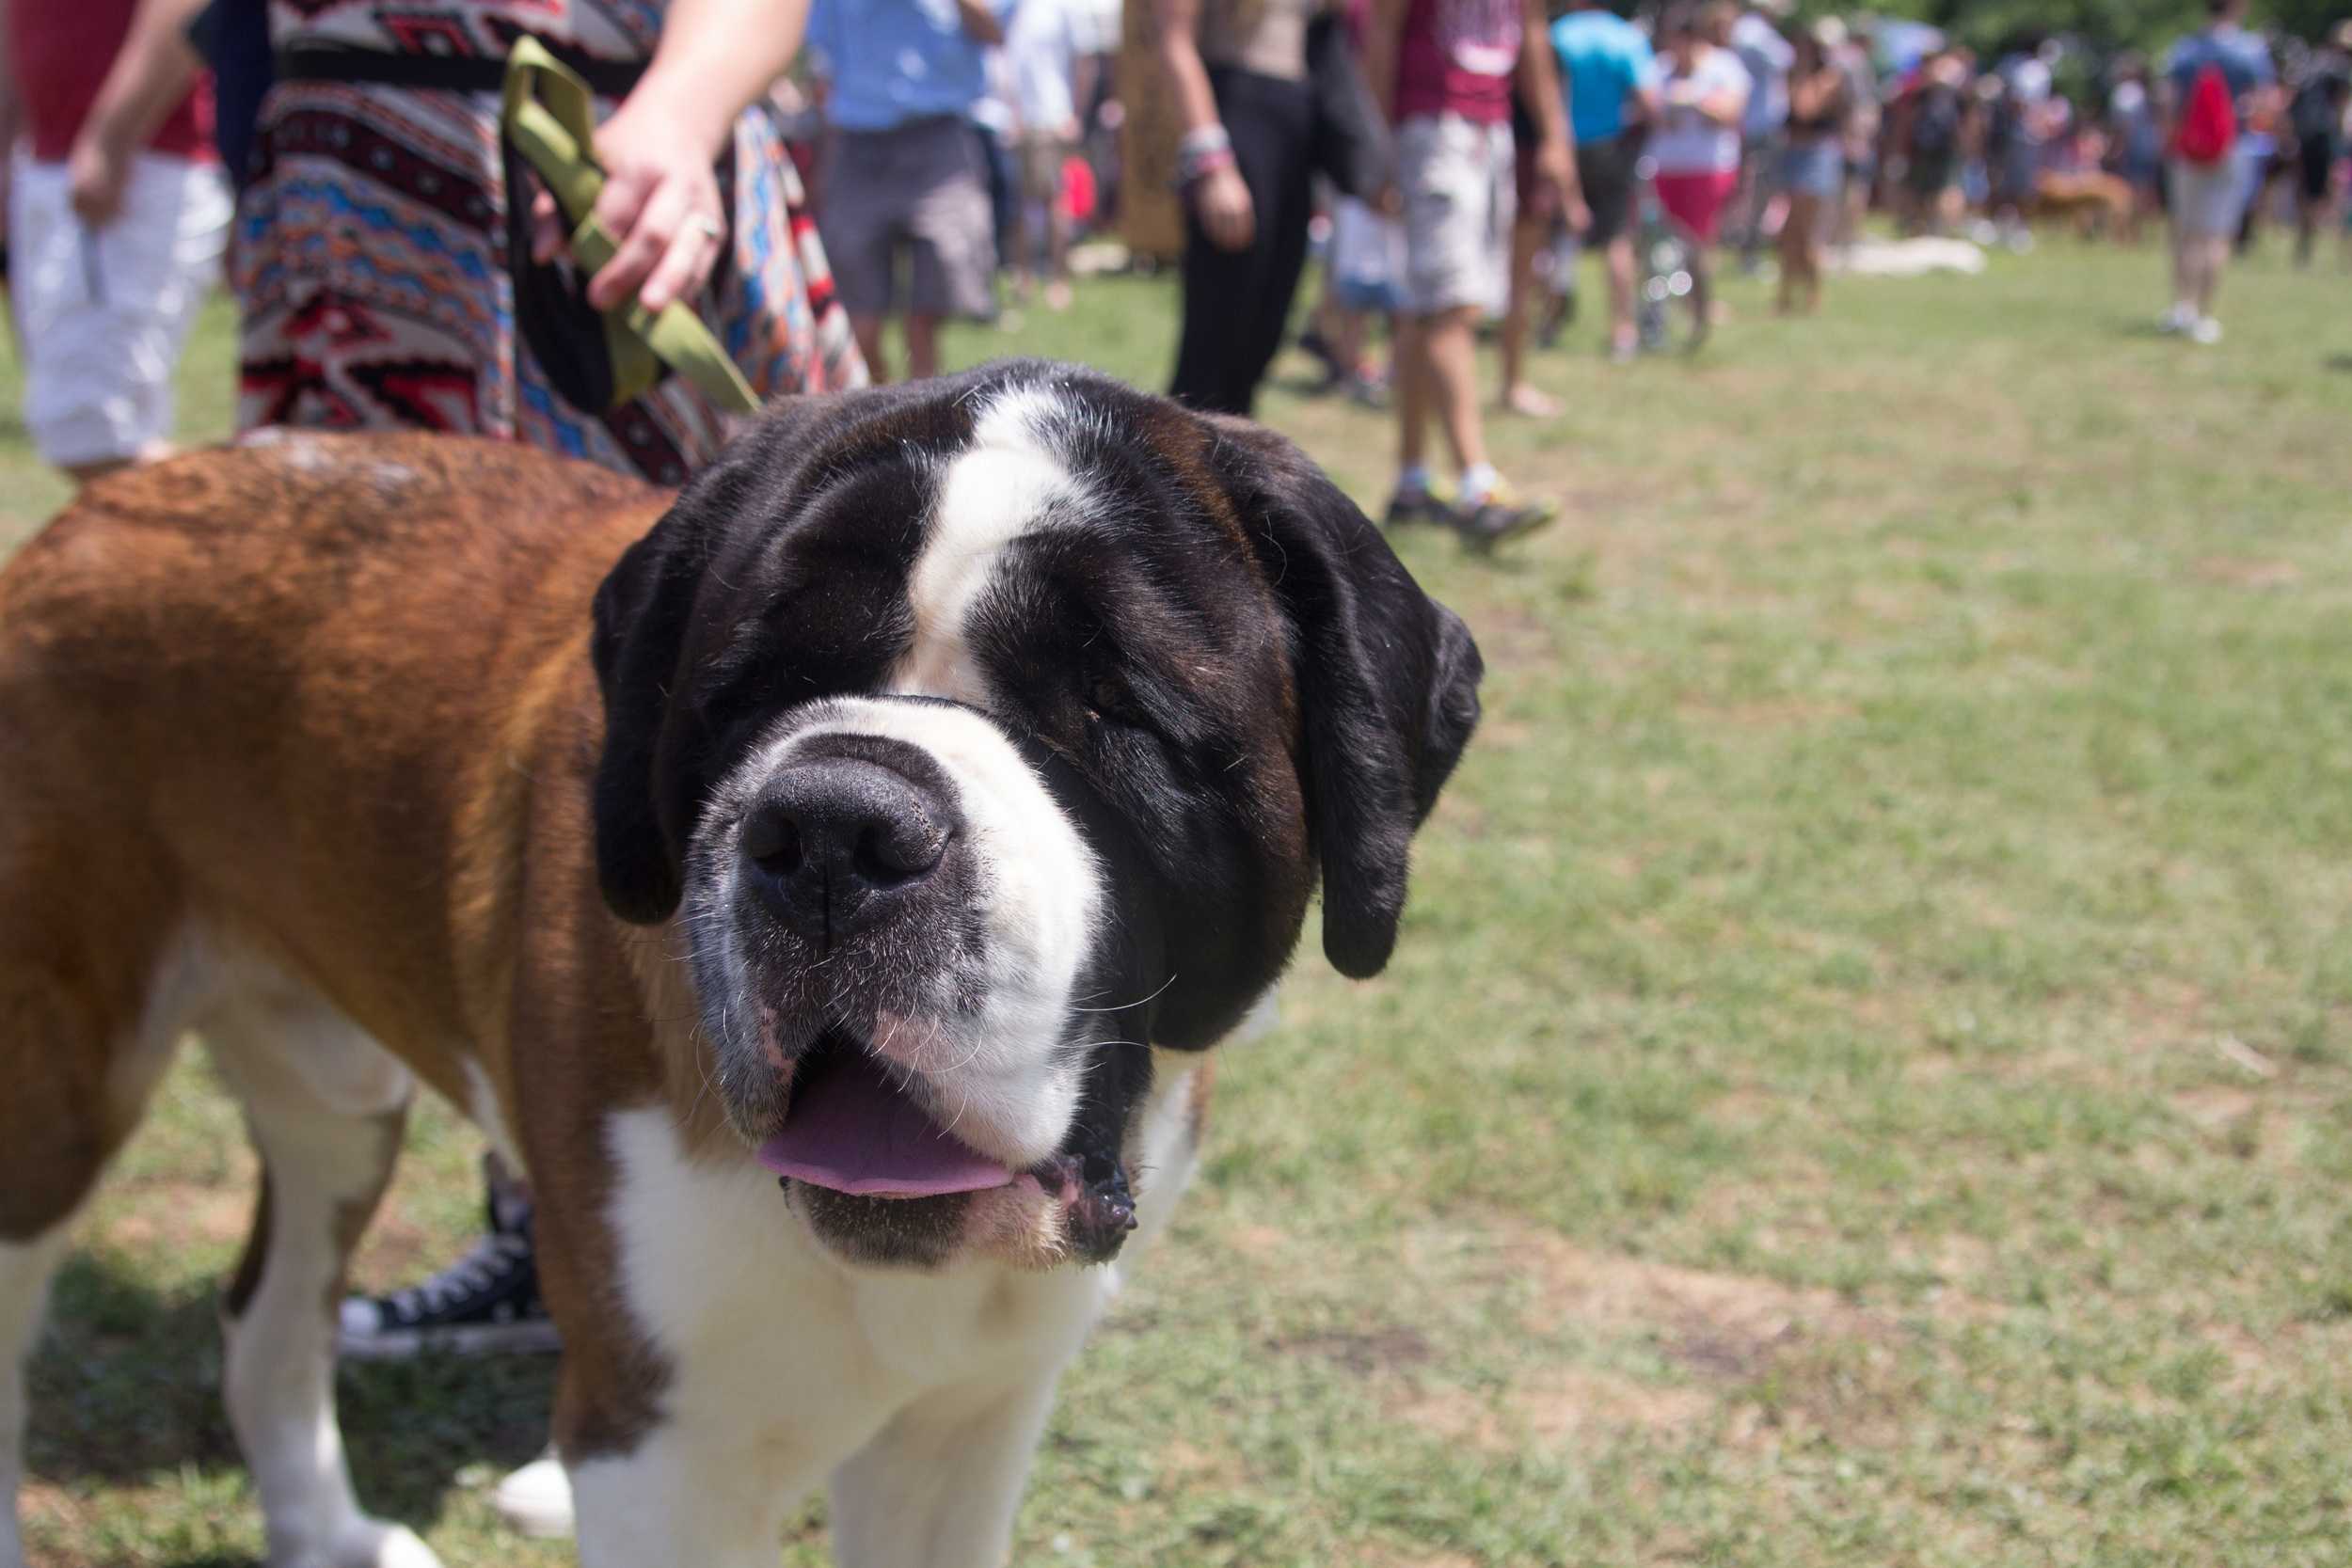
[1602, 233, 1636, 356]
[1498, 218, 1555, 416]
[906, 313, 943, 382]
[1686, 245, 1713, 351]
[1009, 197, 1036, 304]
[1791, 193, 1823, 312]
[1044, 198, 1073, 310]
[1395, 312, 1430, 475]
[2168, 207, 2198, 317]
[851, 314, 892, 385]
[1421, 306, 1487, 477]
[1776, 201, 1802, 314]
[2196, 233, 2227, 318]
[1327, 303, 1367, 382]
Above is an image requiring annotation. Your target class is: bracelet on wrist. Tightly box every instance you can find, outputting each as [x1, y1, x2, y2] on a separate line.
[1178, 123, 1232, 159]
[1176, 144, 1237, 187]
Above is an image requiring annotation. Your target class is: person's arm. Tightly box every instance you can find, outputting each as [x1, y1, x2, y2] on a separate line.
[1515, 0, 1581, 227]
[2156, 47, 2183, 143]
[0, 0, 20, 243]
[1150, 0, 1251, 249]
[66, 0, 208, 226]
[1788, 66, 1837, 123]
[955, 0, 1006, 48]
[1626, 51, 1662, 131]
[1071, 44, 1099, 138]
[1360, 0, 1407, 132]
[1693, 55, 1746, 128]
[1151, 0, 1220, 137]
[533, 0, 812, 314]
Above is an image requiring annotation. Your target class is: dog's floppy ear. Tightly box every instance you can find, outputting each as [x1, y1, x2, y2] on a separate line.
[1203, 417, 1483, 978]
[590, 436, 778, 924]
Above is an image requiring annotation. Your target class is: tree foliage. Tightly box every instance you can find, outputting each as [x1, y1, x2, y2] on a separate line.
[1837, 0, 2344, 56]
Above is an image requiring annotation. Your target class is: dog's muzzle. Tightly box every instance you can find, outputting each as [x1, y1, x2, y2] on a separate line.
[738, 734, 965, 949]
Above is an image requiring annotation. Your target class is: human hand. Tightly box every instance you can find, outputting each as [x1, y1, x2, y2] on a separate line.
[1534, 141, 1587, 231]
[532, 92, 728, 314]
[1193, 164, 1254, 251]
[67, 132, 135, 229]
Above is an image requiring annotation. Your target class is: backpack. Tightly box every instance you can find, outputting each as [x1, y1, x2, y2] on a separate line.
[2174, 61, 2237, 165]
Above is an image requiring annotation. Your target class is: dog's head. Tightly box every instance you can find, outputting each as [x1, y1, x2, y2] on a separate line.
[591, 363, 1481, 1270]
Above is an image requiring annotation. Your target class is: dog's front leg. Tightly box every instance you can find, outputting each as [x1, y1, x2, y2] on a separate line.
[827, 1370, 1068, 1568]
[568, 1422, 831, 1568]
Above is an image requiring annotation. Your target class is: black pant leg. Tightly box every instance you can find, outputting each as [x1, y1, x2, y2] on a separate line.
[1230, 90, 1315, 417]
[1168, 69, 1314, 417]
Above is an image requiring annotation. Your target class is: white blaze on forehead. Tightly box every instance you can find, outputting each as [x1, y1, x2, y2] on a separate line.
[890, 384, 1084, 703]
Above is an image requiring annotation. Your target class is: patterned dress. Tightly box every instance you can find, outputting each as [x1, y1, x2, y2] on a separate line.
[234, 0, 864, 484]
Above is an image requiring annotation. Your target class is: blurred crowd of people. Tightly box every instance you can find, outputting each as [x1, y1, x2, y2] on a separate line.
[758, 0, 2352, 541]
[10, 1, 2352, 495]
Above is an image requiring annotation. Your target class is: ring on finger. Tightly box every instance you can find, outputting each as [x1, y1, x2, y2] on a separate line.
[691, 214, 726, 244]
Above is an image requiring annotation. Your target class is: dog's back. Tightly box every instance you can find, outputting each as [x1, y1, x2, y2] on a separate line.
[0, 434, 662, 1568]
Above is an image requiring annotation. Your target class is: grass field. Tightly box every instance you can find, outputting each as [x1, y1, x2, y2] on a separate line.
[6, 238, 2352, 1567]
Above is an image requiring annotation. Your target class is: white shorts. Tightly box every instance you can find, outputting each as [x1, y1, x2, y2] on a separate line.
[8, 150, 230, 467]
[1395, 114, 1514, 318]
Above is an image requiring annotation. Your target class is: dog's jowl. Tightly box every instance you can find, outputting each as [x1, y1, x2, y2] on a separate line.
[0, 361, 1481, 1568]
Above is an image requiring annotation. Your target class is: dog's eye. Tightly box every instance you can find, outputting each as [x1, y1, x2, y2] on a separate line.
[1085, 673, 1136, 727]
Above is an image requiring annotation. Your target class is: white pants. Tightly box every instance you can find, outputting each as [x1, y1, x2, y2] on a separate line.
[8, 150, 230, 467]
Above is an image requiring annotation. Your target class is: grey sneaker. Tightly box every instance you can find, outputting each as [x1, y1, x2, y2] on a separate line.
[1452, 487, 1559, 552]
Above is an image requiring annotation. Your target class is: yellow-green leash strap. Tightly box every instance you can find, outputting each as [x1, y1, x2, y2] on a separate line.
[500, 39, 760, 415]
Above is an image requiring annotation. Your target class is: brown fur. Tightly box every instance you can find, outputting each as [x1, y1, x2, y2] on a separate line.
[0, 433, 693, 1455]
[2029, 171, 2136, 237]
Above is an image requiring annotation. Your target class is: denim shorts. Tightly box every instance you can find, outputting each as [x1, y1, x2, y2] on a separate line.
[1779, 137, 1845, 199]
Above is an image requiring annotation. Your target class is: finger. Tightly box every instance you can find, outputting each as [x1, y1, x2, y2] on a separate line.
[531, 189, 563, 265]
[589, 172, 683, 311]
[637, 213, 722, 313]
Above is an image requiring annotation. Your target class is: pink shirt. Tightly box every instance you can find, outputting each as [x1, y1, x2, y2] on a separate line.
[1392, 0, 1522, 126]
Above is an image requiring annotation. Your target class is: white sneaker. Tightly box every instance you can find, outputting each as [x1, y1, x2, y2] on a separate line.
[489, 1452, 577, 1540]
[2157, 304, 2196, 335]
[2189, 316, 2223, 345]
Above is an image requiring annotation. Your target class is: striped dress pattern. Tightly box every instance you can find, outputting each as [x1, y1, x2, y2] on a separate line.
[235, 0, 865, 483]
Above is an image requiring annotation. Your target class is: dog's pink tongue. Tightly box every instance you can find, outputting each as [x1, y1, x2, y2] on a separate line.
[757, 1051, 1014, 1198]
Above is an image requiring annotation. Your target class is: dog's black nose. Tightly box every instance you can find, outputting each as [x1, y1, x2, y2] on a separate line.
[740, 757, 960, 944]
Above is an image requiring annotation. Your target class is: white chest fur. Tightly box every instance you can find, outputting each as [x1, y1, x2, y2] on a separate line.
[571, 1056, 1203, 1568]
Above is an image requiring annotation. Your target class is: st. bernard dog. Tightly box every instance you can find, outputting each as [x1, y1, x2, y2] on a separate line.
[0, 361, 1481, 1567]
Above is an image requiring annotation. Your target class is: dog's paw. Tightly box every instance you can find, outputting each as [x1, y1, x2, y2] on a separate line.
[270, 1518, 442, 1568]
[356, 1524, 443, 1568]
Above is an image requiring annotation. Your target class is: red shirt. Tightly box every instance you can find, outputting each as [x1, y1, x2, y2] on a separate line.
[1392, 0, 1523, 125]
[8, 0, 212, 161]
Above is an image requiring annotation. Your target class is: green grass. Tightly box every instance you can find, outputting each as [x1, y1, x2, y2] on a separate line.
[8, 238, 2352, 1566]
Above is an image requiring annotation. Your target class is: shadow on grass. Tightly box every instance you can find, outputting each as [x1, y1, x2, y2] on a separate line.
[28, 1252, 553, 1534]
[2325, 354, 2352, 373]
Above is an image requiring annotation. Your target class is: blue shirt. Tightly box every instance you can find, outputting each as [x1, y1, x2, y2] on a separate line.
[1728, 9, 1792, 135]
[1550, 9, 1657, 146]
[2166, 24, 2274, 128]
[808, 0, 1018, 132]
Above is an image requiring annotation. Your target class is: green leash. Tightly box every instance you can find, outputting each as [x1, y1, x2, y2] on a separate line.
[500, 38, 760, 415]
